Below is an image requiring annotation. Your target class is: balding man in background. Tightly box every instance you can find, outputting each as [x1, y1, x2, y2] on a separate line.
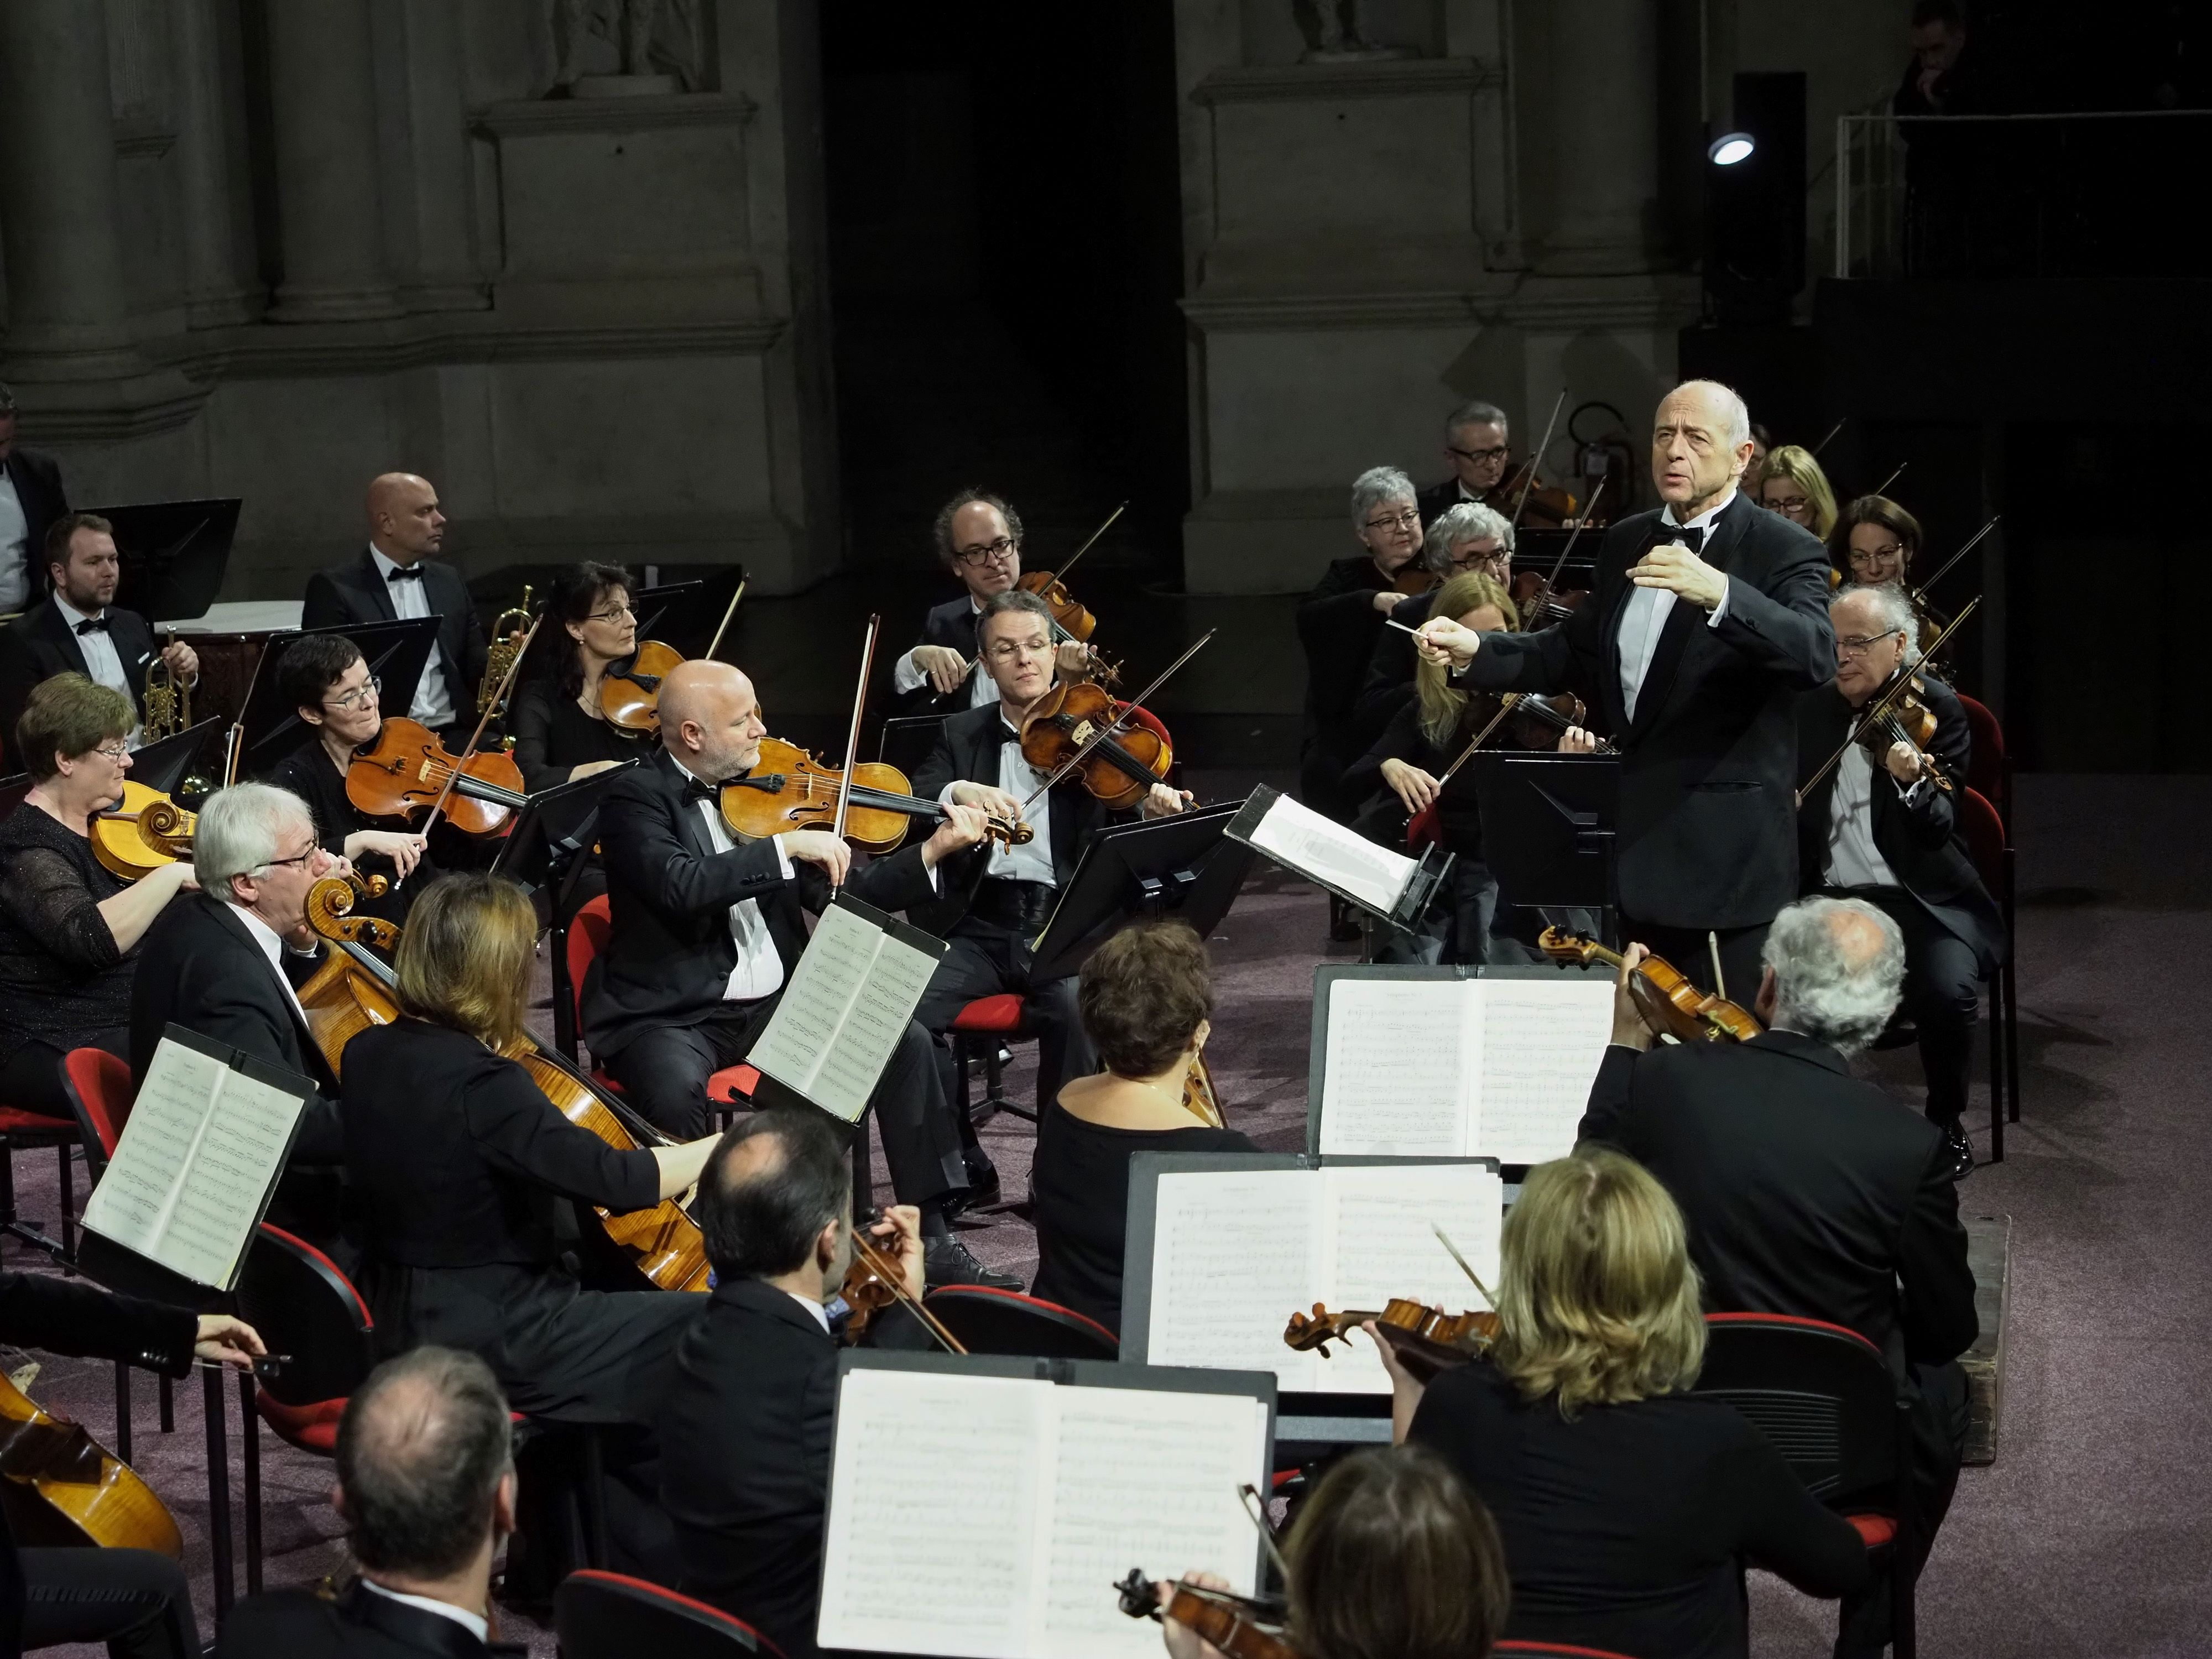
[1580, 895, 1977, 1659]
[583, 659, 1014, 1287]
[303, 473, 487, 747]
[1416, 380, 1835, 995]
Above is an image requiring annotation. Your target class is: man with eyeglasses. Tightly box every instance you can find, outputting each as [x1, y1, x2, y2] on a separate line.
[1794, 585, 1999, 1181]
[1414, 399, 1574, 533]
[891, 489, 1096, 717]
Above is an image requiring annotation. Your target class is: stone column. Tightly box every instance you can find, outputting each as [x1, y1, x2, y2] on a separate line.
[1540, 0, 1660, 274]
[0, 0, 143, 377]
[263, 0, 401, 321]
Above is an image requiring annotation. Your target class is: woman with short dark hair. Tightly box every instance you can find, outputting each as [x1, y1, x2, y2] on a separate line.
[1029, 920, 1255, 1335]
[507, 561, 652, 792]
[1830, 494, 1924, 590]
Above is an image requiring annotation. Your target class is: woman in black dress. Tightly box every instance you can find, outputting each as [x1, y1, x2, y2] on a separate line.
[507, 562, 652, 794]
[0, 675, 196, 1117]
[1030, 920, 1255, 1336]
[1392, 1145, 1869, 1659]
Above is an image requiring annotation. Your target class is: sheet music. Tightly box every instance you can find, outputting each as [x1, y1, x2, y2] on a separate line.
[1317, 980, 1474, 1157]
[1323, 1164, 1503, 1323]
[1146, 1171, 1324, 1390]
[1245, 793, 1414, 916]
[1472, 978, 1614, 1164]
[749, 904, 939, 1124]
[80, 1039, 227, 1262]
[811, 927, 940, 1124]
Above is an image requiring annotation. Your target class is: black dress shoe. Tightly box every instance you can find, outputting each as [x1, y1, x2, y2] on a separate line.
[924, 1237, 1022, 1290]
[1936, 1119, 1975, 1181]
[950, 1152, 1002, 1215]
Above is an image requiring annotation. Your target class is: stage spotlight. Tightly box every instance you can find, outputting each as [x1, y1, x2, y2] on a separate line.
[1704, 74, 1804, 326]
[1709, 132, 1757, 167]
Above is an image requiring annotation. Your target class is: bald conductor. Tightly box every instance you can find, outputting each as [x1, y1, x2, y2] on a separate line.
[301, 473, 488, 747]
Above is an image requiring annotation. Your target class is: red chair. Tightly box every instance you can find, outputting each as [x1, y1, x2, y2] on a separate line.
[1957, 787, 2018, 1158]
[556, 1570, 786, 1658]
[921, 1286, 1117, 1360]
[0, 1099, 82, 1262]
[1694, 1312, 1918, 1659]
[233, 1223, 378, 1458]
[567, 895, 760, 1124]
[1495, 1644, 1641, 1658]
[949, 992, 1032, 1125]
[1954, 693, 2009, 827]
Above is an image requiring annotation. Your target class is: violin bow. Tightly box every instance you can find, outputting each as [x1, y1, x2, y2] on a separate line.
[1871, 460, 1908, 499]
[421, 614, 544, 838]
[1020, 628, 1215, 812]
[701, 577, 748, 664]
[1911, 513, 2000, 597]
[1523, 475, 1606, 615]
[1046, 500, 1126, 591]
[1507, 388, 1569, 531]
[1811, 417, 1848, 458]
[1796, 595, 1979, 807]
[1431, 1222, 1497, 1310]
[827, 615, 880, 883]
[1428, 695, 1524, 794]
[1235, 1483, 1294, 1580]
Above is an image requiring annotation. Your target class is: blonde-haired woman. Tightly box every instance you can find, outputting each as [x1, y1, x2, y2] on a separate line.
[1757, 444, 1839, 541]
[1394, 1145, 1867, 1659]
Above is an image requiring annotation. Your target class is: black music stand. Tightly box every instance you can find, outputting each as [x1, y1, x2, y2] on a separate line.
[1027, 800, 1254, 983]
[491, 763, 640, 1059]
[1469, 752, 1621, 942]
[132, 716, 228, 798]
[234, 618, 439, 779]
[88, 498, 242, 623]
[876, 712, 949, 779]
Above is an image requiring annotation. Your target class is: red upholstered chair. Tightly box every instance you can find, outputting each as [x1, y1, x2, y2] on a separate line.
[1957, 787, 2018, 1157]
[556, 1570, 787, 1658]
[233, 1223, 377, 1459]
[949, 992, 1032, 1126]
[921, 1285, 1117, 1360]
[0, 1097, 84, 1262]
[1693, 1313, 1919, 1659]
[1954, 693, 2009, 827]
[567, 894, 760, 1126]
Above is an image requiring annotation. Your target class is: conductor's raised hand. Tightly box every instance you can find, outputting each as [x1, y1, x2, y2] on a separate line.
[911, 644, 969, 697]
[781, 828, 852, 886]
[1380, 758, 1440, 815]
[1627, 540, 1729, 612]
[1610, 941, 1656, 1051]
[921, 802, 992, 867]
[1413, 615, 1481, 670]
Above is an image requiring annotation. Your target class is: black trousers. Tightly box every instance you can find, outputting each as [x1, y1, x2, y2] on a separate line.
[914, 917, 1097, 1119]
[1837, 1359, 1969, 1658]
[0, 1025, 126, 1123]
[17, 1545, 199, 1659]
[604, 998, 968, 1207]
[1827, 885, 1982, 1125]
[1616, 916, 1771, 1006]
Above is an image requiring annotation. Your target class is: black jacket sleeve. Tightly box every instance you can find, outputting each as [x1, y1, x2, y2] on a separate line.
[299, 570, 352, 632]
[906, 717, 971, 805]
[1454, 605, 1599, 698]
[1896, 1135, 1979, 1365]
[508, 679, 567, 795]
[1882, 688, 1971, 851]
[1576, 1044, 1643, 1144]
[599, 781, 792, 919]
[175, 941, 345, 1162]
[1708, 541, 1838, 691]
[468, 1060, 664, 1211]
[1723, 1427, 1872, 1596]
[0, 1270, 198, 1376]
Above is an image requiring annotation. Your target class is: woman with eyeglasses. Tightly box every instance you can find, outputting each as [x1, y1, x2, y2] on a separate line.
[1828, 494, 1922, 591]
[507, 561, 652, 793]
[0, 674, 197, 1119]
[263, 634, 432, 919]
[1756, 445, 1839, 541]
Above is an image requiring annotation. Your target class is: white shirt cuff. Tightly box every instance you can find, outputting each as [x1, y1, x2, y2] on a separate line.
[891, 648, 927, 695]
[937, 781, 963, 809]
[769, 834, 794, 879]
[1706, 579, 1731, 625]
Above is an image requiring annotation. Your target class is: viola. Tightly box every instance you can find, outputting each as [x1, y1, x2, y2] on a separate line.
[1537, 926, 1764, 1044]
[1118, 1573, 1298, 1659]
[1008, 502, 1124, 686]
[1182, 1052, 1227, 1129]
[1017, 682, 1174, 812]
[1510, 473, 1606, 633]
[0, 1368, 182, 1557]
[345, 717, 529, 837]
[838, 1220, 964, 1351]
[598, 639, 685, 734]
[1500, 459, 1578, 530]
[1282, 1298, 1498, 1384]
[719, 737, 1030, 854]
[90, 781, 196, 882]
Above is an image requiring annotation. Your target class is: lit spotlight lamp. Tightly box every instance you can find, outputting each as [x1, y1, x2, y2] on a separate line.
[1708, 132, 1757, 167]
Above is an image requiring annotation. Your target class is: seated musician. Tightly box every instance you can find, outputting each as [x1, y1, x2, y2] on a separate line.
[1342, 572, 1596, 966]
[910, 588, 1189, 1157]
[1156, 1444, 1507, 1659]
[1797, 584, 2000, 1178]
[1029, 921, 1254, 1337]
[891, 488, 1093, 717]
[1354, 501, 1516, 738]
[1756, 444, 1839, 542]
[263, 635, 431, 914]
[0, 675, 196, 1120]
[1413, 399, 1572, 531]
[215, 1347, 515, 1659]
[1829, 492, 1922, 590]
[342, 871, 718, 1574]
[583, 658, 1008, 1287]
[1386, 1144, 1868, 1659]
[507, 560, 653, 793]
[1578, 898, 1978, 1657]
[0, 513, 198, 769]
[659, 1109, 925, 1659]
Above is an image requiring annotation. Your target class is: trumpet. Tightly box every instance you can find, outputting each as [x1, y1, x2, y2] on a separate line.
[142, 633, 190, 744]
[479, 586, 533, 719]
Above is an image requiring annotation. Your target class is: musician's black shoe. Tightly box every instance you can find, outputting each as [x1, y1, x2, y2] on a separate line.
[1937, 1118, 1975, 1181]
[924, 1236, 1021, 1290]
[951, 1150, 1002, 1214]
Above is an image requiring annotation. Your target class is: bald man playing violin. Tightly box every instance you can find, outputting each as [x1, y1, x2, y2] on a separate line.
[909, 589, 1189, 1194]
[583, 658, 1016, 1289]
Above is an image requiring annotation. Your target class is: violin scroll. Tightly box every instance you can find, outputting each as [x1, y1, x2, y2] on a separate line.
[305, 875, 400, 952]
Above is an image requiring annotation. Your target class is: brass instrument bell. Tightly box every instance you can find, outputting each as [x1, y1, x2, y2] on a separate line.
[142, 633, 189, 744]
[479, 585, 533, 718]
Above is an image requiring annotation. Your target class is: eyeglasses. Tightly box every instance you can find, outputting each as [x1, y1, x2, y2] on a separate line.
[955, 538, 1018, 567]
[1448, 443, 1511, 467]
[327, 675, 382, 712]
[91, 742, 129, 762]
[264, 846, 323, 871]
[1448, 544, 1506, 571]
[586, 604, 635, 624]
[1836, 632, 1904, 656]
[1846, 544, 1903, 568]
[1365, 509, 1421, 533]
[1763, 495, 1811, 514]
[984, 639, 1048, 662]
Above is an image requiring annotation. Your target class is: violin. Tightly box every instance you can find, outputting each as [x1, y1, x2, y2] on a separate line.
[719, 737, 1030, 854]
[1537, 927, 1764, 1044]
[0, 1369, 182, 1557]
[1405, 691, 1611, 853]
[1512, 474, 1606, 631]
[1010, 502, 1123, 686]
[1118, 1573, 1298, 1659]
[1018, 682, 1175, 812]
[838, 1219, 965, 1351]
[1854, 671, 1953, 794]
[1182, 1052, 1227, 1129]
[1283, 1298, 1498, 1384]
[1500, 458, 1578, 530]
[90, 781, 196, 881]
[345, 717, 529, 837]
[1389, 560, 1440, 598]
[598, 578, 748, 734]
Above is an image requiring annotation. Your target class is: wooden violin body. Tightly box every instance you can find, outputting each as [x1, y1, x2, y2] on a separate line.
[1389, 561, 1439, 598]
[1017, 682, 1172, 811]
[599, 639, 685, 734]
[837, 1223, 964, 1350]
[1119, 1573, 1298, 1659]
[1182, 1053, 1226, 1129]
[0, 1370, 182, 1557]
[1854, 672, 1953, 794]
[719, 737, 1030, 854]
[1500, 458, 1577, 529]
[1537, 927, 1763, 1044]
[1015, 569, 1120, 686]
[91, 782, 195, 881]
[345, 717, 528, 837]
[1511, 571, 1589, 632]
[1283, 1297, 1498, 1384]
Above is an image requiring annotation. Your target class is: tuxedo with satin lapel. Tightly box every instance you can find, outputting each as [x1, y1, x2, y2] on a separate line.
[212, 1578, 523, 1658]
[301, 549, 488, 731]
[0, 599, 156, 768]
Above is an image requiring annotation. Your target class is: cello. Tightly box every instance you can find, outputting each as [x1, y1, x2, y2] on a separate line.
[0, 1369, 182, 1557]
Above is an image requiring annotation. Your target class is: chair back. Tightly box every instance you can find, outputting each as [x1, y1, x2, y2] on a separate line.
[556, 1569, 784, 1658]
[568, 893, 613, 1037]
[1954, 693, 2006, 810]
[924, 1286, 1118, 1361]
[233, 1224, 377, 1408]
[1957, 788, 2006, 896]
[60, 1048, 134, 1178]
[1692, 1313, 1901, 1502]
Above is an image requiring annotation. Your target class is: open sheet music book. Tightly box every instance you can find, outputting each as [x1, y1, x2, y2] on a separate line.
[79, 1029, 312, 1292]
[1229, 785, 1421, 919]
[1318, 973, 1614, 1164]
[748, 896, 948, 1124]
[817, 1362, 1272, 1659]
[1142, 1162, 1503, 1394]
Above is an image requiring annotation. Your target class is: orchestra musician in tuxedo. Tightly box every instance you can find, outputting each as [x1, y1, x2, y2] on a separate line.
[1415, 380, 1837, 996]
[582, 657, 1011, 1287]
[890, 489, 1094, 717]
[302, 473, 488, 749]
[1413, 398, 1573, 531]
[1353, 500, 1517, 742]
[1796, 584, 2000, 1180]
[0, 382, 67, 615]
[0, 514, 198, 769]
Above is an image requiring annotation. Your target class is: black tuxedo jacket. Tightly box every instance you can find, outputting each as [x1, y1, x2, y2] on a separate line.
[1794, 674, 2004, 972]
[659, 1276, 838, 1659]
[584, 747, 939, 1059]
[1297, 555, 1395, 731]
[1579, 1030, 1978, 1370]
[301, 550, 488, 729]
[893, 593, 986, 717]
[0, 599, 157, 768]
[1456, 491, 1835, 928]
[0, 448, 67, 602]
[213, 1580, 519, 1658]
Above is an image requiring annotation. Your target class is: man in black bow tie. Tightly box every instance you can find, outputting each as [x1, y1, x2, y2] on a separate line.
[1415, 380, 1835, 995]
[0, 513, 197, 769]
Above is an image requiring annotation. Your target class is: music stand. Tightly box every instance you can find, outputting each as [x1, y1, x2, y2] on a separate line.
[88, 498, 242, 623]
[492, 763, 641, 1058]
[876, 713, 948, 779]
[235, 618, 439, 779]
[131, 716, 227, 797]
[1469, 752, 1621, 941]
[1027, 800, 1254, 983]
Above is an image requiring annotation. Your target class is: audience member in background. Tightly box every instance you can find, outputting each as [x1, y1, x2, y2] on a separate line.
[1829, 494, 1923, 592]
[1159, 1444, 1508, 1659]
[1392, 1145, 1867, 1659]
[1579, 896, 1975, 1657]
[660, 1109, 926, 1659]
[1756, 444, 1840, 543]
[0, 676, 195, 1120]
[215, 1347, 520, 1659]
[506, 560, 651, 794]
[1355, 501, 1516, 739]
[0, 382, 67, 616]
[1029, 921, 1255, 1335]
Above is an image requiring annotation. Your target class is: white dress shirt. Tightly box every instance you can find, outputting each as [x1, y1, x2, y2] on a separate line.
[679, 758, 794, 1001]
[1823, 739, 1932, 890]
[370, 545, 457, 729]
[937, 714, 1056, 887]
[787, 1290, 833, 1333]
[891, 598, 995, 708]
[0, 463, 28, 614]
[358, 1579, 489, 1644]
[51, 594, 140, 745]
[230, 902, 318, 1030]
[1617, 491, 1736, 722]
